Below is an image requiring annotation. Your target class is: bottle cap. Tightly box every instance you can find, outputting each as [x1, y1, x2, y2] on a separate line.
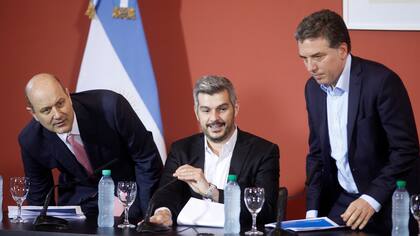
[396, 180, 406, 188]
[102, 169, 111, 176]
[227, 174, 237, 182]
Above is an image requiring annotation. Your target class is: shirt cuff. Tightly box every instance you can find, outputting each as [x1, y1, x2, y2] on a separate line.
[360, 194, 381, 212]
[306, 210, 318, 218]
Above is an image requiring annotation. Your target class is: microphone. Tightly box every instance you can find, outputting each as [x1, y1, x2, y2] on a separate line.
[33, 158, 119, 230]
[136, 177, 179, 233]
[137, 158, 200, 233]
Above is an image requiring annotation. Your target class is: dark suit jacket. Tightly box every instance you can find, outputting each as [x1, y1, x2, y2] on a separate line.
[19, 90, 163, 218]
[152, 129, 279, 227]
[305, 56, 420, 225]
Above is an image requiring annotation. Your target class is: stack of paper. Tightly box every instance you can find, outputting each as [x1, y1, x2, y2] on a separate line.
[177, 197, 224, 227]
[8, 206, 86, 220]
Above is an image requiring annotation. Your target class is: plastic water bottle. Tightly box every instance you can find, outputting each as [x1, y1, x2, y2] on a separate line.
[98, 169, 114, 227]
[0, 175, 3, 222]
[224, 174, 241, 234]
[392, 180, 409, 236]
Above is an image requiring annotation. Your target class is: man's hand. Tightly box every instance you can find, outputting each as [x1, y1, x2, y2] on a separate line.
[341, 198, 375, 230]
[173, 164, 210, 196]
[149, 208, 173, 226]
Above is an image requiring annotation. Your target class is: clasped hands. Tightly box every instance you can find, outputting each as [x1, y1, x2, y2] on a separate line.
[148, 164, 214, 226]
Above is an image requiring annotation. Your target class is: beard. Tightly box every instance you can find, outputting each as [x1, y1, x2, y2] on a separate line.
[203, 120, 235, 143]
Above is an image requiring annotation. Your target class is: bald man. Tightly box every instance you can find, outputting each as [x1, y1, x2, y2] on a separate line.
[19, 73, 163, 218]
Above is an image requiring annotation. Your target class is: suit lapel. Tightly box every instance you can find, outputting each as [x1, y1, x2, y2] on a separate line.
[229, 129, 251, 178]
[314, 86, 334, 173]
[44, 130, 87, 179]
[347, 56, 362, 153]
[191, 134, 205, 169]
[318, 92, 329, 155]
[72, 99, 101, 171]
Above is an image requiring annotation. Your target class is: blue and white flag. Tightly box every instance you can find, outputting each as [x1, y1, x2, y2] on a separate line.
[77, 0, 166, 162]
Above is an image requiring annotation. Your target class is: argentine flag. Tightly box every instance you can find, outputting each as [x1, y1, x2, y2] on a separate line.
[77, 0, 166, 162]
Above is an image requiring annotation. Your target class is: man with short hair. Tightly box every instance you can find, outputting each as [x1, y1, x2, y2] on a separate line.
[19, 73, 163, 218]
[296, 9, 420, 233]
[149, 75, 279, 227]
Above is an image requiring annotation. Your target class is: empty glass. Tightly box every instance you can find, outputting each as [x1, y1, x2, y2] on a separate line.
[117, 181, 137, 228]
[244, 187, 265, 235]
[9, 177, 30, 223]
[410, 194, 420, 235]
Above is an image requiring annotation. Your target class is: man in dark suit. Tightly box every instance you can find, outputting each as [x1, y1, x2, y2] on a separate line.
[148, 75, 279, 227]
[295, 9, 420, 233]
[19, 73, 163, 218]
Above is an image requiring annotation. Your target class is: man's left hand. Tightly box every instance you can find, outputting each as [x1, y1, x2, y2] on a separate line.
[341, 198, 375, 230]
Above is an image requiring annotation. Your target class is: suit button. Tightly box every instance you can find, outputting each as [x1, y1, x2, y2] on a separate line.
[352, 168, 356, 172]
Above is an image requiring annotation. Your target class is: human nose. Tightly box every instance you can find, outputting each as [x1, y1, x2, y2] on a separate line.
[51, 106, 63, 119]
[209, 109, 220, 121]
[305, 59, 318, 73]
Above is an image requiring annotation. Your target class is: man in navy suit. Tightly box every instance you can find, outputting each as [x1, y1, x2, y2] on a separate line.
[148, 75, 279, 227]
[19, 73, 163, 218]
[295, 9, 420, 233]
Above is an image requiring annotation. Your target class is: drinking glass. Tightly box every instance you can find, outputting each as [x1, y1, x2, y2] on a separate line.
[244, 187, 265, 235]
[9, 177, 30, 223]
[117, 181, 137, 228]
[410, 194, 420, 235]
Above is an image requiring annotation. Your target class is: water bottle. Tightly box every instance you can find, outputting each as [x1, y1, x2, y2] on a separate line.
[0, 175, 3, 222]
[224, 174, 241, 234]
[98, 169, 114, 227]
[392, 180, 409, 236]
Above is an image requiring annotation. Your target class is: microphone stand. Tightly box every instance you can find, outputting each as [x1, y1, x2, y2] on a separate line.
[33, 185, 69, 230]
[33, 158, 119, 230]
[136, 178, 178, 233]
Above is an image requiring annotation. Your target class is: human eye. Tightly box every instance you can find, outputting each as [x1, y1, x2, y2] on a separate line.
[300, 56, 308, 64]
[313, 54, 325, 62]
[40, 107, 51, 114]
[218, 105, 229, 112]
[200, 107, 210, 113]
[56, 99, 65, 108]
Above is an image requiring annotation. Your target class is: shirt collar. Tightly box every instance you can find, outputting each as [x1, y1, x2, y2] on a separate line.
[57, 112, 80, 142]
[320, 54, 352, 95]
[204, 126, 238, 158]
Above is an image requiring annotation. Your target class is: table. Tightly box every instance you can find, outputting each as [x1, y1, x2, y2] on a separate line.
[0, 216, 381, 236]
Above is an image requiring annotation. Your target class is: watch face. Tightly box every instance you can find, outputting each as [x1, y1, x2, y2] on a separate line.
[204, 184, 216, 200]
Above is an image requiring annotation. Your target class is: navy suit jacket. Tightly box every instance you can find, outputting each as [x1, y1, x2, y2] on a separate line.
[152, 129, 280, 227]
[305, 56, 420, 222]
[19, 90, 163, 218]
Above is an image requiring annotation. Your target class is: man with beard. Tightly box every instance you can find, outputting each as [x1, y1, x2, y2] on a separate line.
[148, 75, 279, 227]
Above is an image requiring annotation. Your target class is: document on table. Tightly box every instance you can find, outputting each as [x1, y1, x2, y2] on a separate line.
[265, 217, 344, 231]
[177, 197, 224, 227]
[8, 206, 86, 220]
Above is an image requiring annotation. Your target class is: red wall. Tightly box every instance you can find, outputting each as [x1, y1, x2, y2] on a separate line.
[1, 1, 419, 220]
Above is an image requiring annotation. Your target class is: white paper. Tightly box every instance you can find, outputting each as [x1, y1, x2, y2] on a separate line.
[8, 205, 86, 220]
[177, 197, 224, 227]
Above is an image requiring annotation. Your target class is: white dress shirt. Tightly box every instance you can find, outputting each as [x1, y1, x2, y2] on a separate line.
[204, 127, 238, 189]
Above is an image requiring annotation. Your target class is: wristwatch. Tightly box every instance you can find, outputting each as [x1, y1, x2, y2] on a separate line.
[203, 183, 217, 201]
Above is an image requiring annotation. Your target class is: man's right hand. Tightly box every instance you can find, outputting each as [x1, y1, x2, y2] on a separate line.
[149, 208, 173, 226]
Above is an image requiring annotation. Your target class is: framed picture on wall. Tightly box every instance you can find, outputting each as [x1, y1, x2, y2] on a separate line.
[343, 0, 420, 31]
